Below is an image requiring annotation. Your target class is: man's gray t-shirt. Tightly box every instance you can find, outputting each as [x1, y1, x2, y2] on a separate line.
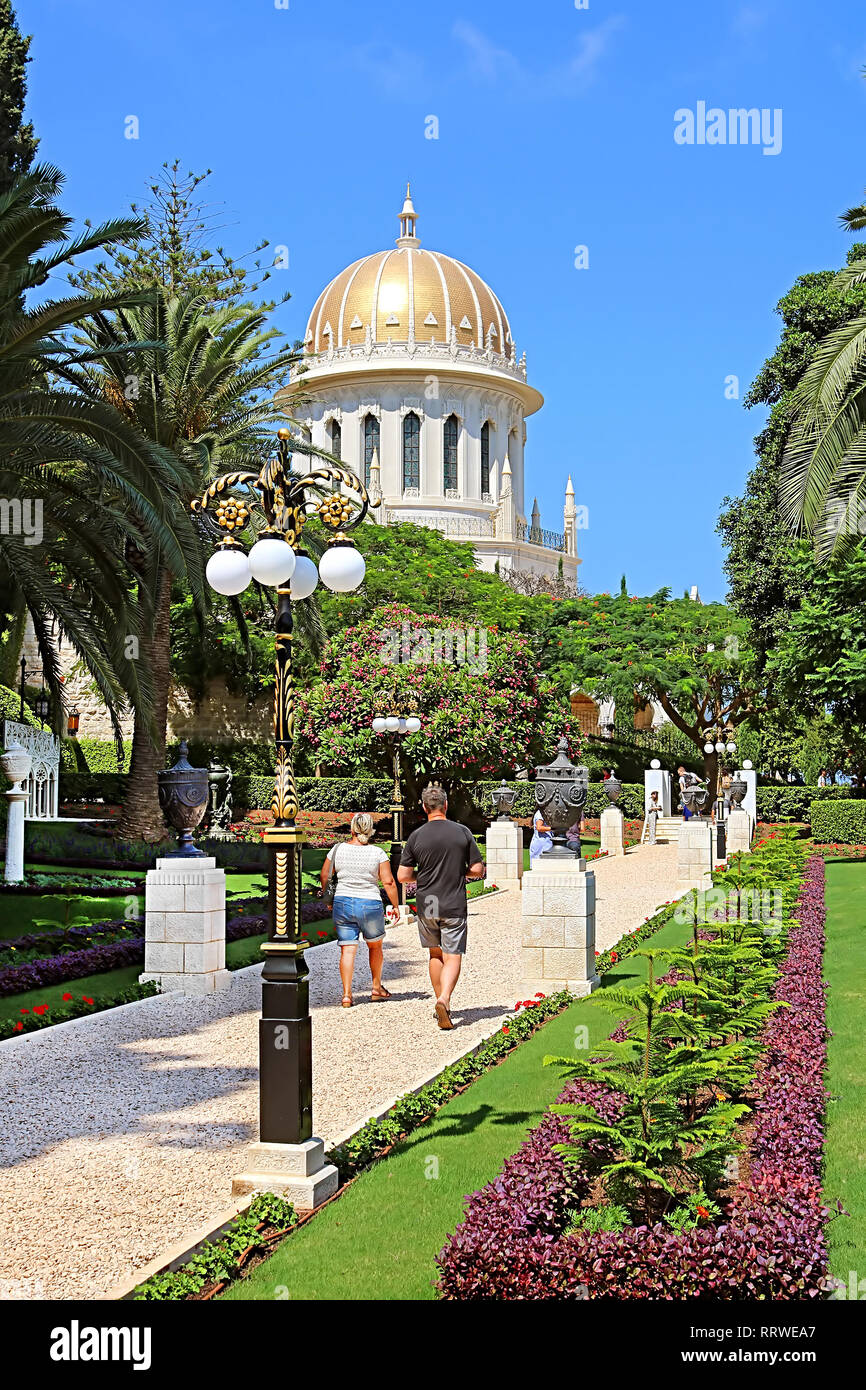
[400, 819, 483, 919]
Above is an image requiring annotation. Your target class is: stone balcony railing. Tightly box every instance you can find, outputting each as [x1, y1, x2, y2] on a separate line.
[385, 508, 566, 553]
[291, 336, 529, 383]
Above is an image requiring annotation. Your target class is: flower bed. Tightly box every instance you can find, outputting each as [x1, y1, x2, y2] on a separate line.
[437, 855, 829, 1300]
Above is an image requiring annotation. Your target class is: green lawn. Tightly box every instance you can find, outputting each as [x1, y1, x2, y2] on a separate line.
[220, 911, 688, 1302]
[824, 860, 866, 1286]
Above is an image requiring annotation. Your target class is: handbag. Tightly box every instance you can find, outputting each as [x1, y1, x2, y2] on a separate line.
[324, 843, 340, 904]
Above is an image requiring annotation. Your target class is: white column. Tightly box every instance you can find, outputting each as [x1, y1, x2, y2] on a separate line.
[4, 788, 27, 882]
[726, 808, 752, 855]
[521, 855, 599, 998]
[140, 856, 231, 995]
[600, 805, 625, 856]
[645, 763, 672, 815]
[678, 820, 713, 887]
[736, 763, 758, 833]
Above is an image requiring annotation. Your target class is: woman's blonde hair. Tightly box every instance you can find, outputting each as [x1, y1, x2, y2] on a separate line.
[350, 812, 375, 845]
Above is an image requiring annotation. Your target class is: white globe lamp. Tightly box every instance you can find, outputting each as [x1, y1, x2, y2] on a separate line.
[743, 759, 753, 771]
[726, 741, 737, 754]
[704, 742, 714, 755]
[372, 717, 387, 734]
[650, 758, 661, 770]
[715, 740, 725, 754]
[290, 554, 319, 600]
[405, 716, 422, 734]
[319, 543, 366, 593]
[385, 716, 399, 732]
[206, 545, 251, 596]
[248, 536, 296, 586]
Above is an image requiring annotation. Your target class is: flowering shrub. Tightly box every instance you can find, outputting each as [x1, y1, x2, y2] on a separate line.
[437, 854, 829, 1300]
[297, 603, 581, 788]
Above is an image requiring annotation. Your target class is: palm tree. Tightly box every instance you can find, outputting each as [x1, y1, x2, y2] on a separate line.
[778, 249, 866, 559]
[67, 290, 301, 837]
[0, 165, 200, 736]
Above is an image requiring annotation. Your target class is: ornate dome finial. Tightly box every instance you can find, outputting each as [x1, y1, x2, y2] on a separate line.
[397, 183, 419, 248]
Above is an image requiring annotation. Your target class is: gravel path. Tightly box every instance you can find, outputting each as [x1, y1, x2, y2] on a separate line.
[0, 843, 682, 1301]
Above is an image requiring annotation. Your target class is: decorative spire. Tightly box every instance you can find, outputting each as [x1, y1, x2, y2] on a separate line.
[565, 474, 575, 498]
[396, 182, 420, 248]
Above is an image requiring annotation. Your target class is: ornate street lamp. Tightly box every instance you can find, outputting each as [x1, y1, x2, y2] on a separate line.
[34, 687, 50, 727]
[193, 429, 371, 1147]
[371, 707, 422, 907]
[534, 735, 589, 858]
[66, 706, 81, 738]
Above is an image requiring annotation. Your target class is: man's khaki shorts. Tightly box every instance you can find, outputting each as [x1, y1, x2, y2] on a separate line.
[416, 913, 468, 955]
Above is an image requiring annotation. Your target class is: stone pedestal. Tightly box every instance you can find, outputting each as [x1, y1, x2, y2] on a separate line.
[4, 787, 27, 883]
[726, 807, 752, 856]
[140, 856, 231, 995]
[232, 1138, 339, 1211]
[677, 819, 713, 886]
[485, 819, 523, 889]
[521, 854, 599, 997]
[600, 805, 625, 856]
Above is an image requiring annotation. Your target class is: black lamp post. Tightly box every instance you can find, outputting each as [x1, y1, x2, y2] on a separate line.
[193, 430, 372, 1147]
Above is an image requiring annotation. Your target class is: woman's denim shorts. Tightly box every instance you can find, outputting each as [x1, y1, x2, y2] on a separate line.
[332, 895, 386, 943]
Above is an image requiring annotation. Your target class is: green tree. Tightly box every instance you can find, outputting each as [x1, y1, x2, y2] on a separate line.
[543, 588, 760, 798]
[0, 1, 37, 197]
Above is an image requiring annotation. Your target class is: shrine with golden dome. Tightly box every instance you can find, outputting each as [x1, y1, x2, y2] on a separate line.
[279, 187, 580, 582]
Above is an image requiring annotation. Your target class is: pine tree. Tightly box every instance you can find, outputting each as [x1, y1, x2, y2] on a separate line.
[0, 1, 38, 197]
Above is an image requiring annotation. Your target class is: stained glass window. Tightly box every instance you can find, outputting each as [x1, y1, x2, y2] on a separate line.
[444, 413, 458, 492]
[402, 412, 420, 490]
[363, 414, 379, 487]
[480, 420, 490, 496]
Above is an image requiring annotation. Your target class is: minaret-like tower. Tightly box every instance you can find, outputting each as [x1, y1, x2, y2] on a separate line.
[564, 474, 578, 557]
[396, 183, 420, 249]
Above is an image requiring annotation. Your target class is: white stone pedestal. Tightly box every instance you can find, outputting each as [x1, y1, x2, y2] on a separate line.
[232, 1138, 339, 1211]
[4, 787, 27, 883]
[521, 854, 599, 997]
[485, 818, 523, 889]
[600, 805, 625, 856]
[644, 766, 672, 816]
[735, 766, 758, 829]
[678, 819, 713, 886]
[726, 807, 752, 856]
[140, 856, 231, 995]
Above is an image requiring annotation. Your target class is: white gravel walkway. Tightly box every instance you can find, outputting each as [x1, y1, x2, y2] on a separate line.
[0, 843, 682, 1301]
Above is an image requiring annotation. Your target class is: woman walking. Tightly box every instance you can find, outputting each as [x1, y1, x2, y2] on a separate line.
[321, 813, 400, 1008]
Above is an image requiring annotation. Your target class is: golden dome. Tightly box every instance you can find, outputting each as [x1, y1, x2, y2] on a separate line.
[304, 186, 513, 358]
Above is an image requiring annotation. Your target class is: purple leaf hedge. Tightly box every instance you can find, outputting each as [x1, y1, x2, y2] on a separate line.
[436, 856, 830, 1300]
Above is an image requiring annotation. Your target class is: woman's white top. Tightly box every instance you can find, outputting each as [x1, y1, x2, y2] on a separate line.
[532, 811, 551, 835]
[327, 842, 388, 902]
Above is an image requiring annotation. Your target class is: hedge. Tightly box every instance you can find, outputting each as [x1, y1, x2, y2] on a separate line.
[809, 799, 866, 845]
[756, 785, 851, 823]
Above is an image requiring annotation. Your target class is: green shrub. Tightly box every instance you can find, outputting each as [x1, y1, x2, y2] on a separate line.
[238, 775, 393, 813]
[59, 772, 127, 803]
[756, 785, 851, 823]
[809, 799, 866, 844]
[0, 683, 40, 729]
[472, 781, 646, 820]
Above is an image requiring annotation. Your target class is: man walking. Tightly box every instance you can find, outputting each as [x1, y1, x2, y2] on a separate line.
[398, 786, 485, 1030]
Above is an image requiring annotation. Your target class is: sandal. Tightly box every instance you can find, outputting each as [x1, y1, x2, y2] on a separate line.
[434, 1001, 453, 1030]
[371, 987, 392, 1001]
[341, 994, 353, 1008]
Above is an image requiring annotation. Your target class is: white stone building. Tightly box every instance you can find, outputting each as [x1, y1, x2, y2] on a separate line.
[279, 187, 580, 583]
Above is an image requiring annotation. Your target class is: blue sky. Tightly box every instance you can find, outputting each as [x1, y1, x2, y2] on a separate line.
[17, 0, 866, 600]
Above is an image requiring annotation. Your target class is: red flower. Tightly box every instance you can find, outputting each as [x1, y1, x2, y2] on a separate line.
[696, 1205, 710, 1220]
[534, 992, 544, 999]
[19, 1008, 29, 1015]
[62, 992, 72, 1002]
[610, 951, 618, 963]
[14, 1022, 23, 1031]
[82, 997, 94, 1005]
[502, 1025, 510, 1034]
[33, 1004, 49, 1016]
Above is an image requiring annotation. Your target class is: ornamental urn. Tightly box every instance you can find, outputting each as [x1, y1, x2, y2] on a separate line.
[681, 782, 709, 819]
[491, 779, 517, 821]
[0, 743, 32, 791]
[158, 741, 209, 857]
[604, 773, 622, 805]
[729, 776, 748, 809]
[534, 736, 589, 859]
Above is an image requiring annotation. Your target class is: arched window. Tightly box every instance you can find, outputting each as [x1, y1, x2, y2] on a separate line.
[329, 418, 341, 459]
[480, 420, 491, 497]
[443, 413, 458, 493]
[402, 411, 420, 490]
[363, 414, 379, 487]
